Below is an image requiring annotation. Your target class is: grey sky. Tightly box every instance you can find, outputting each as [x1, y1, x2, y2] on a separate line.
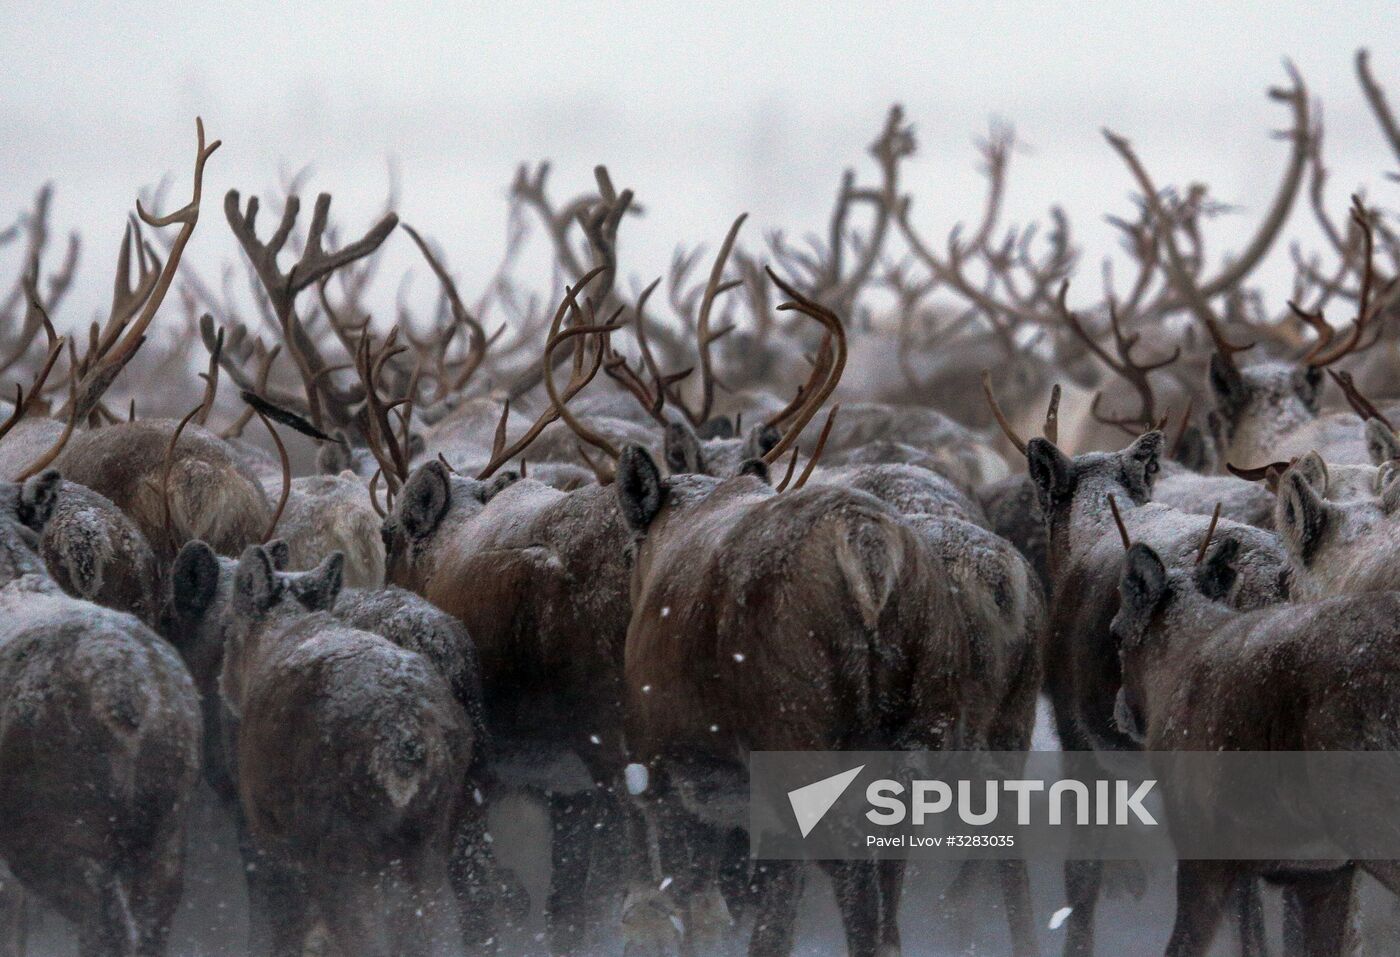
[1, 2, 1395, 327]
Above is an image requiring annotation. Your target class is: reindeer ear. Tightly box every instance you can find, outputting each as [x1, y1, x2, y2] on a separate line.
[737, 459, 771, 484]
[399, 461, 451, 541]
[695, 415, 735, 440]
[616, 445, 666, 533]
[484, 472, 518, 501]
[1277, 467, 1332, 564]
[318, 433, 353, 475]
[1208, 353, 1250, 416]
[1364, 418, 1400, 467]
[664, 421, 705, 475]
[264, 538, 291, 571]
[1116, 542, 1169, 641]
[289, 551, 344, 612]
[19, 470, 62, 531]
[743, 424, 782, 460]
[1294, 450, 1329, 493]
[1195, 537, 1241, 601]
[232, 545, 280, 616]
[1171, 424, 1212, 473]
[172, 540, 221, 619]
[1292, 365, 1323, 413]
[1121, 430, 1163, 501]
[1026, 437, 1074, 513]
[1379, 463, 1400, 515]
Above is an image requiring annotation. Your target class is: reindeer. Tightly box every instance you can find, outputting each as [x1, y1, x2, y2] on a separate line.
[209, 545, 475, 957]
[1024, 428, 1290, 957]
[1113, 537, 1400, 956]
[383, 273, 645, 953]
[34, 478, 163, 624]
[166, 536, 505, 954]
[1274, 453, 1400, 599]
[0, 471, 202, 956]
[609, 280, 977, 957]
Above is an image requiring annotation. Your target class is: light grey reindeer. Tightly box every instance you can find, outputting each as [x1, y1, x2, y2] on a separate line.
[0, 471, 202, 957]
[1025, 429, 1290, 957]
[1274, 449, 1400, 600]
[194, 544, 475, 957]
[1113, 538, 1400, 956]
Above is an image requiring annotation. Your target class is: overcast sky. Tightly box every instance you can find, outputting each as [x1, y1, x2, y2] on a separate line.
[1, 2, 1395, 329]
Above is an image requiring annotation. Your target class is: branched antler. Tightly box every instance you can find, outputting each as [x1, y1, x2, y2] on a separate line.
[225, 183, 397, 429]
[475, 267, 609, 479]
[1058, 284, 1179, 435]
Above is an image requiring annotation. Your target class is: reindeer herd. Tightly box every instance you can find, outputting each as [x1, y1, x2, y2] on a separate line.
[1, 51, 1400, 957]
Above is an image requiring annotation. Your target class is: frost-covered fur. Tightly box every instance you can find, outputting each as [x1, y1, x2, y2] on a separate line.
[1275, 459, 1400, 599]
[51, 419, 271, 562]
[1152, 460, 1276, 530]
[387, 459, 634, 953]
[818, 402, 1009, 492]
[616, 446, 969, 957]
[0, 486, 201, 957]
[1026, 430, 1289, 956]
[1208, 357, 1371, 466]
[1113, 541, 1400, 954]
[270, 471, 386, 587]
[37, 478, 162, 624]
[219, 545, 475, 957]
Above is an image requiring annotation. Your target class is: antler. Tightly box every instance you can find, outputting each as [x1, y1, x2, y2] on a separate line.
[1357, 49, 1400, 173]
[1106, 494, 1132, 550]
[475, 267, 609, 479]
[1103, 128, 1257, 375]
[1058, 285, 1179, 435]
[676, 213, 746, 428]
[759, 269, 848, 466]
[1195, 502, 1223, 564]
[353, 328, 417, 499]
[225, 185, 397, 429]
[62, 119, 219, 423]
[401, 224, 495, 402]
[0, 280, 65, 443]
[1294, 197, 1390, 367]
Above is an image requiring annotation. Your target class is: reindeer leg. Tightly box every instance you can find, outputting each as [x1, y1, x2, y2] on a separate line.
[1285, 868, 1355, 957]
[1231, 878, 1269, 957]
[1061, 859, 1102, 957]
[1165, 861, 1239, 957]
[0, 862, 26, 957]
[997, 858, 1037, 957]
[747, 861, 806, 957]
[876, 859, 905, 957]
[546, 790, 595, 955]
[128, 821, 187, 957]
[821, 861, 881, 957]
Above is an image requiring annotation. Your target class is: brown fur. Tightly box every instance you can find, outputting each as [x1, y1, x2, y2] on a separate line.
[1114, 542, 1400, 955]
[0, 490, 201, 957]
[52, 420, 271, 563]
[617, 449, 969, 957]
[221, 546, 474, 957]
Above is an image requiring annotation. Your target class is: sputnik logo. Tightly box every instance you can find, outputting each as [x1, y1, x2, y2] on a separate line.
[787, 765, 864, 838]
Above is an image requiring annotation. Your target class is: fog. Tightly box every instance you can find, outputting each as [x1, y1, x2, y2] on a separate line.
[1, 3, 1395, 329]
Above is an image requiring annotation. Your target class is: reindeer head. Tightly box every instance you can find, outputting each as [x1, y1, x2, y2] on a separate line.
[166, 539, 344, 708]
[0, 470, 61, 585]
[1275, 459, 1400, 599]
[660, 419, 780, 477]
[1111, 538, 1244, 742]
[385, 459, 518, 590]
[1207, 358, 1323, 464]
[1025, 430, 1163, 561]
[614, 444, 772, 597]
